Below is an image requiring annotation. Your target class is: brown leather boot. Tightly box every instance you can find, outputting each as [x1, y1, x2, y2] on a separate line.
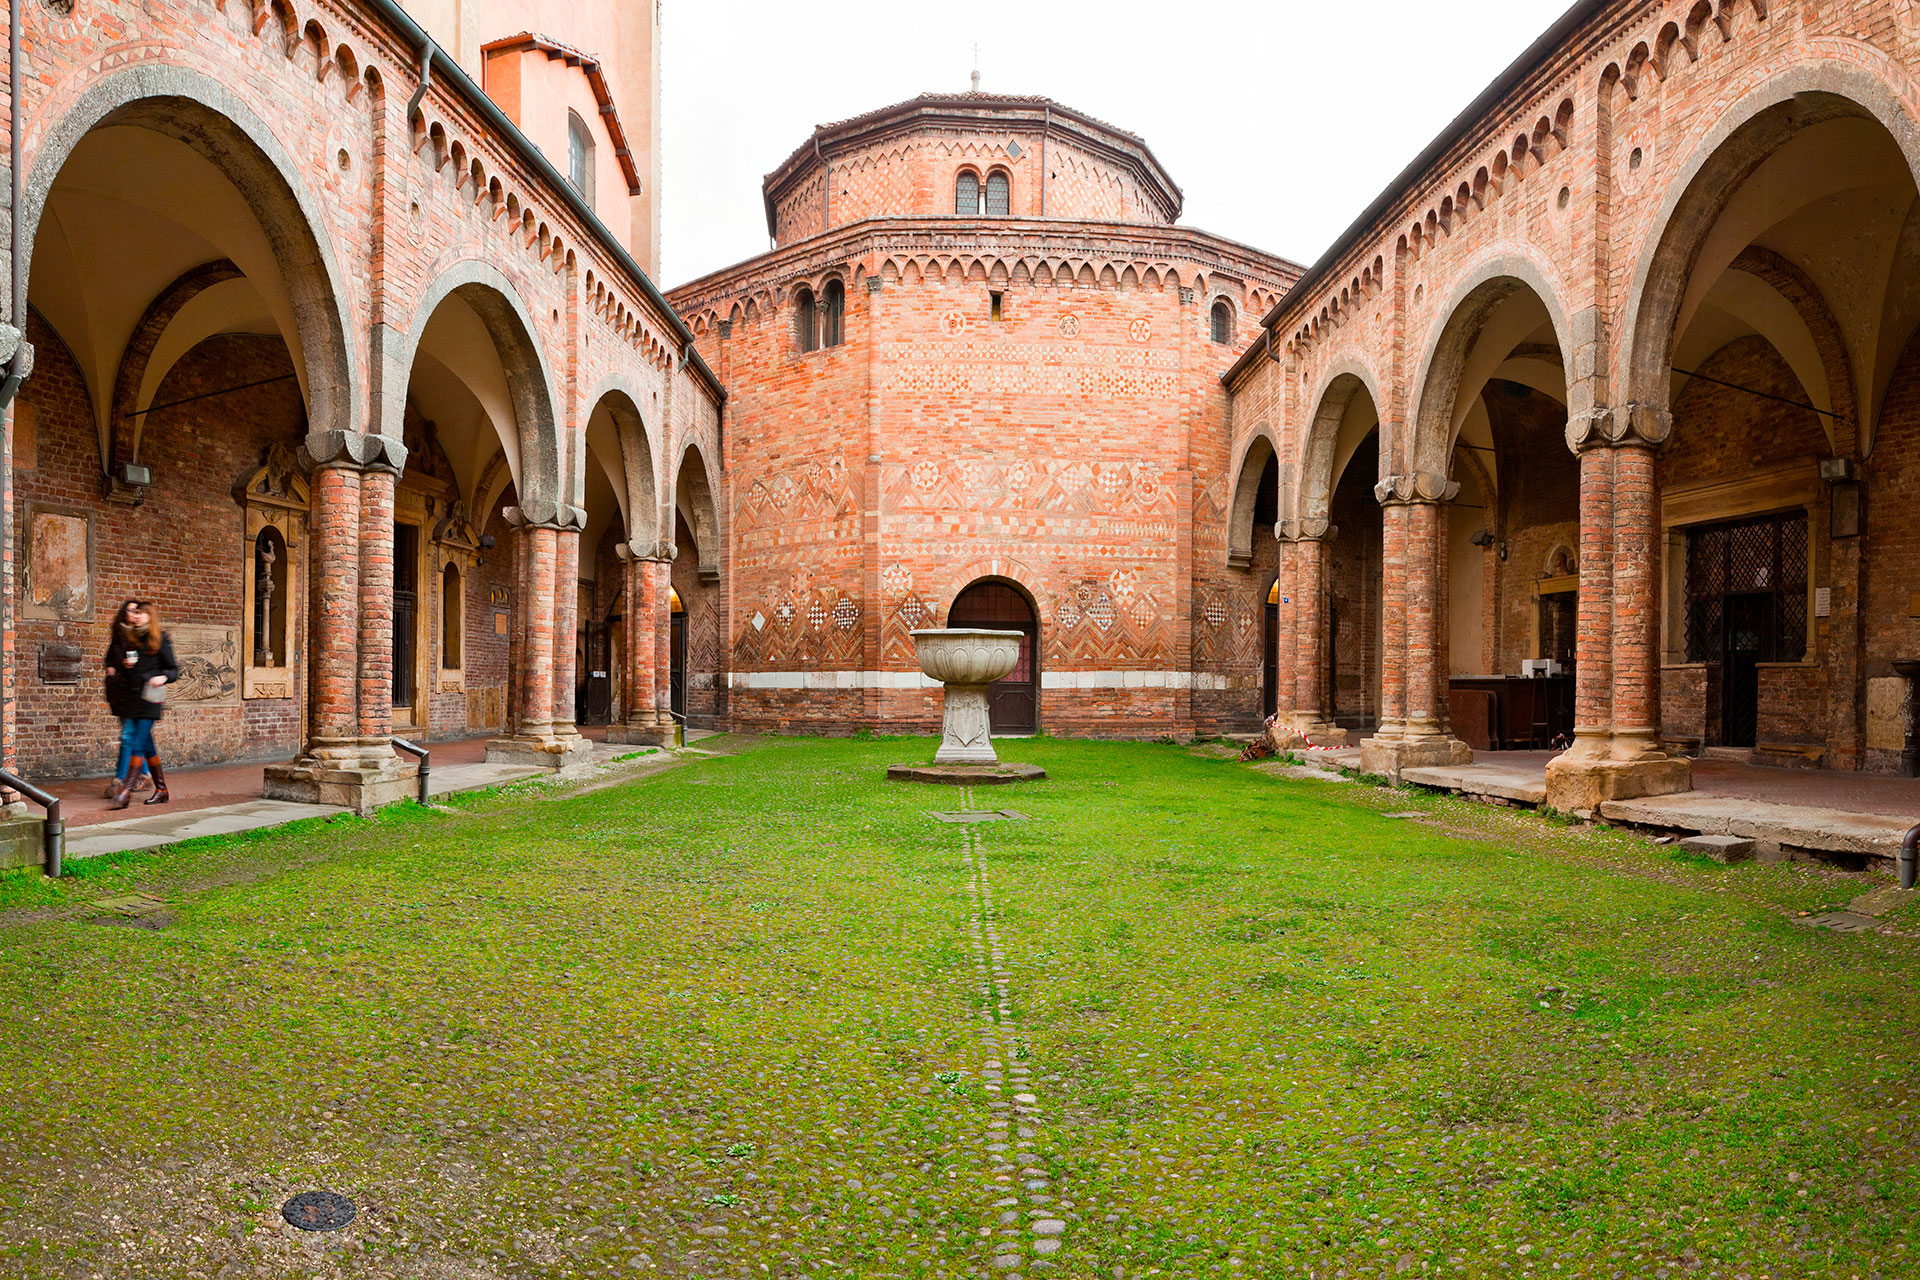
[109, 757, 142, 810]
[143, 757, 169, 805]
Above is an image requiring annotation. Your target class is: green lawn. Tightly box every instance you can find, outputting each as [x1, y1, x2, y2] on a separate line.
[1, 736, 1916, 1278]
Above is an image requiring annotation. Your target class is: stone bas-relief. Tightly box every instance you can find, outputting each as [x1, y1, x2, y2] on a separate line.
[24, 507, 91, 621]
[166, 625, 242, 709]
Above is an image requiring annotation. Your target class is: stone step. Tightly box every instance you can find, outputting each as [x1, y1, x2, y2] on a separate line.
[1598, 792, 1915, 863]
[1401, 766, 1547, 806]
[1677, 833, 1755, 863]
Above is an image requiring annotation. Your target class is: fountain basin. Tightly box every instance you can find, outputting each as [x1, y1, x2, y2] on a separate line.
[911, 628, 1024, 767]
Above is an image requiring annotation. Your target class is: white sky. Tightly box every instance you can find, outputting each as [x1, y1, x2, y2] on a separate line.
[659, 0, 1573, 289]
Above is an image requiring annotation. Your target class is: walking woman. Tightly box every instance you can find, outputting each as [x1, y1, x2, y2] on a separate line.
[104, 599, 178, 809]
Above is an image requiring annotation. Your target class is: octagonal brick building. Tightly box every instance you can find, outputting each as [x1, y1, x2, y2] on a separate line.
[667, 92, 1301, 736]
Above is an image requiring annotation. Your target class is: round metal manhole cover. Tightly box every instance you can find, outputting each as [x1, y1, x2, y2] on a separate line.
[281, 1190, 357, 1231]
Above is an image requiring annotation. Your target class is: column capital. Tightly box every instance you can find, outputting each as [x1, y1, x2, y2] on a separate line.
[1277, 517, 1336, 542]
[1374, 472, 1459, 506]
[615, 539, 677, 563]
[502, 502, 588, 532]
[302, 429, 408, 475]
[1565, 403, 1673, 453]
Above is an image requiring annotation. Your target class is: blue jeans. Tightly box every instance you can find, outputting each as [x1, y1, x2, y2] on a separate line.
[115, 719, 157, 780]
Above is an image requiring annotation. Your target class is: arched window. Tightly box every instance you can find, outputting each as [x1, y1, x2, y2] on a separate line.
[441, 562, 463, 671]
[567, 110, 596, 212]
[955, 170, 980, 215]
[795, 287, 818, 353]
[1210, 299, 1234, 345]
[985, 171, 1010, 216]
[822, 279, 845, 347]
[252, 527, 288, 668]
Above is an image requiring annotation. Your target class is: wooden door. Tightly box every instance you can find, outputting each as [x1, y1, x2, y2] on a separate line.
[949, 581, 1038, 735]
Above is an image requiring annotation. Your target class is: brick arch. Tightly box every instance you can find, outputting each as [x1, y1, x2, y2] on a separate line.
[1407, 248, 1575, 479]
[1619, 59, 1920, 454]
[386, 260, 565, 521]
[583, 372, 663, 552]
[1298, 355, 1388, 526]
[672, 440, 722, 581]
[108, 259, 245, 470]
[19, 63, 359, 453]
[1225, 426, 1280, 569]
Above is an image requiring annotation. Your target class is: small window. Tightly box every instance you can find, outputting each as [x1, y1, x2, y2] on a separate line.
[985, 171, 1010, 216]
[1210, 299, 1234, 345]
[441, 562, 463, 670]
[955, 170, 980, 215]
[795, 287, 818, 353]
[822, 279, 845, 347]
[568, 110, 595, 211]
[990, 290, 1004, 321]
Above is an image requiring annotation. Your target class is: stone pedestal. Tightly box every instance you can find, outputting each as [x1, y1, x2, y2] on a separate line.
[486, 733, 595, 769]
[911, 629, 1022, 767]
[1543, 749, 1692, 817]
[1360, 733, 1473, 780]
[0, 815, 46, 870]
[605, 721, 674, 747]
[264, 745, 418, 816]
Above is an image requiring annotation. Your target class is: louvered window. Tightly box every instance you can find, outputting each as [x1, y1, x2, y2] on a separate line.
[985, 171, 1010, 216]
[1211, 300, 1233, 345]
[822, 280, 845, 347]
[955, 171, 980, 215]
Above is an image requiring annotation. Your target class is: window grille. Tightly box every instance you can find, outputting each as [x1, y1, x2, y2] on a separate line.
[985, 171, 1010, 216]
[822, 280, 845, 347]
[955, 171, 980, 215]
[1210, 300, 1233, 345]
[795, 288, 818, 353]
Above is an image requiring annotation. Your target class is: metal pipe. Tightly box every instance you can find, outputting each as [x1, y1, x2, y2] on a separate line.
[0, 769, 63, 878]
[391, 737, 430, 806]
[1902, 823, 1918, 892]
[405, 33, 433, 129]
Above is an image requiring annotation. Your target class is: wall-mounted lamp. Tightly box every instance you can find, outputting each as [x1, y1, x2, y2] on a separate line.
[479, 534, 497, 551]
[1468, 529, 1509, 560]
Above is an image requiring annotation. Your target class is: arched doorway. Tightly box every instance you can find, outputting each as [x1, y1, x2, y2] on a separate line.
[949, 580, 1038, 734]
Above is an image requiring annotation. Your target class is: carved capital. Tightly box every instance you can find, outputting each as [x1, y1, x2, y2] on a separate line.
[618, 539, 677, 563]
[303, 429, 408, 475]
[1374, 472, 1459, 506]
[1566, 403, 1673, 453]
[1278, 516, 1335, 542]
[501, 500, 581, 531]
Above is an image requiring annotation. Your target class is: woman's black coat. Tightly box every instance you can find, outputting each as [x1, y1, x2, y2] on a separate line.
[102, 633, 180, 720]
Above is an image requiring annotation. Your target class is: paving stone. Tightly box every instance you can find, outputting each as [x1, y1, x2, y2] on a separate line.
[1678, 834, 1756, 863]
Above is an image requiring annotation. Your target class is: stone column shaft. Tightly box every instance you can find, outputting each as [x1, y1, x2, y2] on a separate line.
[356, 466, 397, 746]
[1377, 501, 1410, 735]
[550, 526, 582, 737]
[1610, 443, 1661, 759]
[654, 560, 673, 726]
[519, 524, 557, 737]
[1405, 499, 1444, 736]
[1363, 474, 1470, 777]
[309, 464, 362, 746]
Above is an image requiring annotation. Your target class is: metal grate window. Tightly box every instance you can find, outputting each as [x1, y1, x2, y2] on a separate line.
[985, 171, 1010, 216]
[795, 288, 818, 353]
[955, 171, 979, 215]
[1210, 300, 1233, 344]
[822, 280, 845, 347]
[1683, 511, 1808, 663]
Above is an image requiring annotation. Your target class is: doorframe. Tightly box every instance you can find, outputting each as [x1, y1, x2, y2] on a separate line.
[391, 491, 434, 732]
[948, 575, 1042, 735]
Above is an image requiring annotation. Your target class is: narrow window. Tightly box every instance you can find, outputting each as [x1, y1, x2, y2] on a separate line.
[955, 170, 980, 215]
[823, 280, 845, 347]
[568, 110, 595, 211]
[1210, 299, 1233, 345]
[441, 562, 464, 670]
[990, 290, 1004, 321]
[795, 287, 818, 353]
[985, 171, 1010, 216]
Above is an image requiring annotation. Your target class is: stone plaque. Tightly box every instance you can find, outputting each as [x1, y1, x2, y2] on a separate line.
[38, 641, 84, 685]
[167, 624, 242, 708]
[494, 610, 509, 635]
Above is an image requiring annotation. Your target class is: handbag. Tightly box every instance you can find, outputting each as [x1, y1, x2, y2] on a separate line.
[140, 680, 167, 704]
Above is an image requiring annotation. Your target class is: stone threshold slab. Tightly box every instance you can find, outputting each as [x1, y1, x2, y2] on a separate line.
[1597, 793, 1916, 858]
[1402, 766, 1548, 805]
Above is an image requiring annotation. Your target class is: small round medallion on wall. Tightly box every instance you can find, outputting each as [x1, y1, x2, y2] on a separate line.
[1058, 313, 1081, 338]
[943, 311, 965, 337]
[37, 0, 85, 42]
[1129, 317, 1152, 344]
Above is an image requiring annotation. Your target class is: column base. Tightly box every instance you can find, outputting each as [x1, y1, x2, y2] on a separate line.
[1274, 716, 1350, 750]
[1543, 753, 1692, 817]
[1359, 734, 1472, 780]
[264, 752, 419, 816]
[486, 732, 595, 769]
[605, 721, 674, 747]
[0, 815, 46, 870]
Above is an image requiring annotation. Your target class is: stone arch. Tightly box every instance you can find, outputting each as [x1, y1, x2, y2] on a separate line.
[584, 372, 663, 551]
[1225, 426, 1280, 569]
[1299, 354, 1389, 526]
[1619, 60, 1920, 452]
[19, 63, 359, 451]
[1407, 248, 1576, 478]
[673, 440, 722, 581]
[387, 259, 563, 519]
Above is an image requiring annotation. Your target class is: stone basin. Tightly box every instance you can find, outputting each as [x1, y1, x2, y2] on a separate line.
[911, 628, 1024, 765]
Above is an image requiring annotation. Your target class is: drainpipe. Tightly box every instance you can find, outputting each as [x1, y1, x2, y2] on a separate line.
[1902, 823, 1918, 891]
[406, 31, 434, 129]
[1, 0, 25, 413]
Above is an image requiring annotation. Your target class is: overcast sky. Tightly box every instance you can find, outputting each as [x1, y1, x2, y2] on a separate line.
[658, 0, 1573, 289]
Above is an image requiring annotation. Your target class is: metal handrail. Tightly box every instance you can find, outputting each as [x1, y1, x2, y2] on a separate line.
[390, 738, 431, 806]
[0, 770, 63, 877]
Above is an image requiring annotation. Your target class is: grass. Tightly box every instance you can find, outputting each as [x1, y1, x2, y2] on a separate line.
[0, 735, 1915, 1278]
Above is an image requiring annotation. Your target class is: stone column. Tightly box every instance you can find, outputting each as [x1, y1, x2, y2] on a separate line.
[654, 552, 675, 730]
[264, 430, 417, 814]
[1278, 520, 1346, 746]
[549, 517, 586, 747]
[1545, 406, 1691, 813]
[488, 507, 592, 767]
[607, 544, 670, 745]
[1363, 473, 1471, 777]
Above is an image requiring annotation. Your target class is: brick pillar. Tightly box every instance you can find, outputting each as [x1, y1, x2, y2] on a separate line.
[355, 465, 397, 749]
[1545, 406, 1690, 812]
[263, 431, 417, 814]
[1279, 524, 1344, 744]
[654, 557, 674, 728]
[1365, 474, 1471, 776]
[608, 546, 668, 744]
[550, 523, 584, 741]
[1272, 538, 1297, 722]
[486, 510, 588, 767]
